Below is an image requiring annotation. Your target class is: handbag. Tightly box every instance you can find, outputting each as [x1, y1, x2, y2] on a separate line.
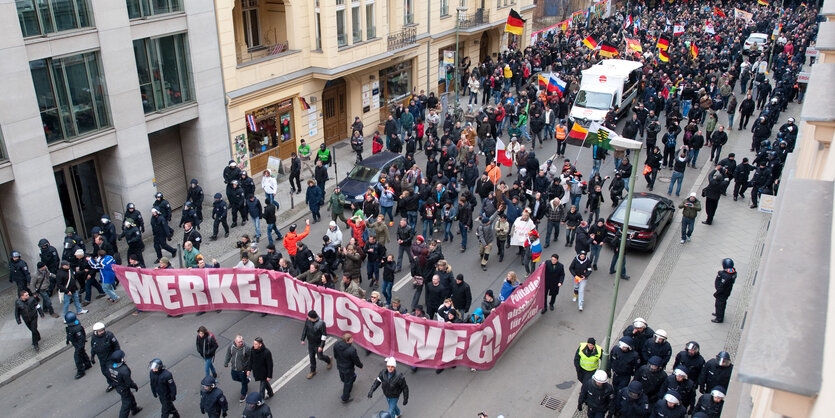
[643, 164, 652, 175]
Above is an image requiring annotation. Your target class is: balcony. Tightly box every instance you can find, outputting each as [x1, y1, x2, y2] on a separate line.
[387, 26, 417, 51]
[237, 41, 293, 65]
[458, 9, 489, 30]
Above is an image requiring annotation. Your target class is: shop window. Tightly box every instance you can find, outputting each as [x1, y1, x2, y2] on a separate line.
[16, 0, 94, 38]
[133, 33, 195, 114]
[380, 61, 412, 107]
[126, 0, 182, 19]
[245, 98, 294, 160]
[30, 51, 111, 144]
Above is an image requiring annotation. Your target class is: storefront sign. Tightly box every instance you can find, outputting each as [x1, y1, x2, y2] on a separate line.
[115, 265, 545, 370]
[266, 156, 281, 176]
[805, 48, 818, 57]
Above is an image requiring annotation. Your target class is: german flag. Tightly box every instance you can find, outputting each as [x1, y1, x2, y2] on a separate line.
[582, 35, 598, 50]
[757, 0, 769, 5]
[658, 49, 670, 62]
[505, 9, 526, 35]
[690, 44, 699, 59]
[714, 7, 726, 18]
[599, 41, 619, 57]
[567, 123, 588, 140]
[625, 37, 642, 53]
[656, 36, 670, 51]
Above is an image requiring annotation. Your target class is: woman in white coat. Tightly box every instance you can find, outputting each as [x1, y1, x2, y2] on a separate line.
[262, 169, 278, 204]
[510, 209, 536, 258]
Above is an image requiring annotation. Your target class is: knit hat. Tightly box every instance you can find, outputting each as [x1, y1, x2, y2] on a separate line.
[386, 357, 397, 367]
[485, 289, 494, 298]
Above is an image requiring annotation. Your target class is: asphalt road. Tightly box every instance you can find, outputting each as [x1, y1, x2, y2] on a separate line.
[0, 127, 714, 417]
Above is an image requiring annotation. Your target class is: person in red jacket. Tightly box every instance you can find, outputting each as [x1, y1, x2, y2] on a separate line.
[283, 219, 310, 257]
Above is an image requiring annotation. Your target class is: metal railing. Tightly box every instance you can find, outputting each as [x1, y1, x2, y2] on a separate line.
[458, 9, 489, 29]
[237, 41, 291, 64]
[387, 26, 417, 51]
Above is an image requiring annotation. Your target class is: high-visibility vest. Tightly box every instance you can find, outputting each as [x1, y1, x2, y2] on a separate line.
[556, 125, 567, 140]
[577, 343, 602, 371]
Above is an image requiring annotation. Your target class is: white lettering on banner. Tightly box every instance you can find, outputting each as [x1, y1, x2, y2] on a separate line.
[258, 274, 279, 307]
[237, 274, 258, 304]
[157, 275, 180, 309]
[321, 293, 336, 327]
[207, 274, 239, 304]
[442, 329, 468, 362]
[492, 315, 503, 353]
[336, 297, 362, 332]
[284, 277, 313, 312]
[124, 271, 162, 305]
[467, 328, 496, 364]
[179, 275, 208, 307]
[510, 278, 540, 303]
[394, 317, 443, 360]
[360, 308, 385, 345]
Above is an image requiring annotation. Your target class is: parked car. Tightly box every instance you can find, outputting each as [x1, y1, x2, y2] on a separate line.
[743, 33, 768, 54]
[337, 151, 406, 206]
[604, 193, 675, 252]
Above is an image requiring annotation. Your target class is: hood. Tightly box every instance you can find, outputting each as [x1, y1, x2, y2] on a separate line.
[337, 178, 370, 200]
[264, 169, 271, 177]
[570, 106, 608, 124]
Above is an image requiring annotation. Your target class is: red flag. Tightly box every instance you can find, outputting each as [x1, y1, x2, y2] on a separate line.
[714, 7, 727, 18]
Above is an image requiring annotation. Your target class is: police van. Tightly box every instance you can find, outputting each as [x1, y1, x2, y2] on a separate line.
[569, 59, 643, 127]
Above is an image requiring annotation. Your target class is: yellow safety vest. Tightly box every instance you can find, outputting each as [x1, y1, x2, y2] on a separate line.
[577, 343, 602, 371]
[556, 126, 567, 140]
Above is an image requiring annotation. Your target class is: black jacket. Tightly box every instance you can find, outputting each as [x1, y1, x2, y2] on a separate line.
[250, 345, 274, 381]
[569, 255, 591, 278]
[66, 322, 86, 348]
[9, 258, 31, 286]
[694, 393, 724, 417]
[150, 369, 177, 400]
[608, 346, 640, 378]
[369, 369, 409, 402]
[611, 386, 650, 417]
[301, 319, 328, 347]
[642, 340, 672, 369]
[544, 261, 565, 290]
[196, 332, 218, 359]
[451, 280, 472, 312]
[651, 399, 686, 417]
[333, 340, 363, 374]
[39, 244, 60, 273]
[14, 297, 41, 324]
[151, 215, 173, 240]
[57, 268, 79, 293]
[200, 387, 229, 416]
[109, 363, 138, 393]
[578, 378, 614, 412]
[90, 330, 120, 360]
[633, 364, 667, 401]
[263, 202, 277, 224]
[714, 269, 736, 299]
[673, 351, 705, 384]
[710, 131, 728, 147]
[396, 225, 414, 247]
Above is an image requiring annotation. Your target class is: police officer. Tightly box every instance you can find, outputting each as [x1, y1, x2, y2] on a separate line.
[109, 350, 142, 417]
[153, 192, 172, 222]
[694, 386, 725, 417]
[211, 193, 230, 240]
[179, 201, 198, 229]
[122, 220, 145, 266]
[607, 336, 640, 392]
[149, 358, 179, 418]
[9, 251, 31, 294]
[64, 311, 92, 379]
[749, 161, 772, 209]
[241, 170, 256, 197]
[652, 390, 686, 417]
[673, 341, 705, 383]
[712, 258, 737, 323]
[698, 352, 733, 394]
[228, 180, 247, 228]
[623, 318, 655, 364]
[123, 203, 145, 234]
[38, 238, 61, 276]
[187, 178, 205, 224]
[183, 221, 202, 251]
[151, 207, 177, 264]
[62, 226, 85, 261]
[642, 329, 672, 369]
[90, 322, 120, 392]
[242, 392, 272, 418]
[779, 117, 798, 152]
[577, 370, 614, 417]
[223, 160, 242, 194]
[100, 215, 118, 252]
[633, 356, 667, 403]
[574, 337, 602, 384]
[659, 365, 696, 413]
[200, 376, 229, 418]
[611, 381, 650, 417]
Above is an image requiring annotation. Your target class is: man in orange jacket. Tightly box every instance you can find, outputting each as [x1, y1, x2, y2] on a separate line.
[283, 219, 310, 257]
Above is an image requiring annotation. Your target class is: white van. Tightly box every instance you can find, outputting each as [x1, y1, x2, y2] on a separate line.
[569, 59, 643, 127]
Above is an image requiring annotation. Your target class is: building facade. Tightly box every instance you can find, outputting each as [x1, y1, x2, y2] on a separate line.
[0, 0, 229, 276]
[213, 0, 536, 174]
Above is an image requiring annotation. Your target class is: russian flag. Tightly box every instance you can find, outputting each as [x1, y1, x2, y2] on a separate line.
[548, 74, 566, 95]
[246, 114, 258, 132]
[495, 137, 513, 167]
[526, 231, 542, 262]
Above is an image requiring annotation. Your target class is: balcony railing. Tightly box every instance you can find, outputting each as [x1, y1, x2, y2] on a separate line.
[459, 9, 489, 29]
[237, 41, 292, 64]
[387, 26, 417, 51]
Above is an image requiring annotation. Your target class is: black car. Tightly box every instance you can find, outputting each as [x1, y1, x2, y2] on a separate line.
[604, 193, 675, 252]
[337, 152, 407, 206]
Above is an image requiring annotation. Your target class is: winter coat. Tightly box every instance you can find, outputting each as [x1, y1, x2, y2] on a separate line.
[249, 345, 274, 381]
[196, 332, 219, 359]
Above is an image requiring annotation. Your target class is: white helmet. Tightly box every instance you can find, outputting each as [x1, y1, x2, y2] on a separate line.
[655, 329, 668, 340]
[664, 392, 680, 404]
[93, 322, 105, 331]
[633, 317, 647, 328]
[592, 370, 608, 383]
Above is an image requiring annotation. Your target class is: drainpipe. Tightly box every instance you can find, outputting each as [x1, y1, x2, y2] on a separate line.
[426, 0, 431, 94]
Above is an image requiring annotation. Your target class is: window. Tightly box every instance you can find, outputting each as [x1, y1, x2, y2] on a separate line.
[30, 52, 111, 143]
[314, 0, 322, 50]
[380, 61, 412, 103]
[336, 0, 347, 47]
[365, 0, 375, 39]
[126, 0, 182, 19]
[403, 0, 413, 25]
[133, 33, 194, 114]
[241, 0, 261, 49]
[16, 0, 93, 38]
[351, 2, 361, 44]
[441, 0, 449, 16]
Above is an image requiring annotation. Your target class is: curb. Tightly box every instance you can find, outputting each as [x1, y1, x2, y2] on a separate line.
[0, 303, 136, 389]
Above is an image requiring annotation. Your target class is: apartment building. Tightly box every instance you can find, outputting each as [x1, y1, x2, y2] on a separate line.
[0, 0, 229, 277]
[213, 0, 536, 174]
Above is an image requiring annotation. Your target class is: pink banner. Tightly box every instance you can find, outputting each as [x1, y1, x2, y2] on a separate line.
[114, 265, 544, 370]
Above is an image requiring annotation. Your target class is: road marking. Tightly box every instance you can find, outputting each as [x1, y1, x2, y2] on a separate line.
[270, 337, 337, 392]
[392, 272, 413, 292]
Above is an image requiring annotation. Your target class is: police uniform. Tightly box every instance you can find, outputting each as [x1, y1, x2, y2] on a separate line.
[90, 330, 120, 388]
[150, 367, 179, 418]
[110, 355, 141, 418]
[200, 383, 228, 418]
[65, 320, 92, 376]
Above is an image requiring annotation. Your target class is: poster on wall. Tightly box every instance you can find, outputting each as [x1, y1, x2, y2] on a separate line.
[266, 156, 281, 177]
[233, 134, 250, 170]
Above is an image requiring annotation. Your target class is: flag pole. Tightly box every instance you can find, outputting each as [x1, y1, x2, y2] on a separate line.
[573, 134, 589, 167]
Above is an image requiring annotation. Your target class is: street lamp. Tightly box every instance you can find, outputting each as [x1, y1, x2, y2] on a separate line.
[599, 136, 643, 372]
[453, 6, 468, 113]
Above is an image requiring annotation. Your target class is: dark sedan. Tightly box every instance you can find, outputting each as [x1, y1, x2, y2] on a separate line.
[337, 152, 407, 206]
[604, 193, 675, 252]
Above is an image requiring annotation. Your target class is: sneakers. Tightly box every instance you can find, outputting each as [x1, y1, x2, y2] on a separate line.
[572, 294, 578, 302]
[79, 309, 89, 315]
[681, 239, 686, 244]
[239, 395, 246, 403]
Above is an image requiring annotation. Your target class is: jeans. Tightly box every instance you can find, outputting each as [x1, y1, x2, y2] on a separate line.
[231, 369, 249, 396]
[102, 283, 119, 301]
[609, 251, 626, 278]
[728, 113, 735, 128]
[381, 280, 394, 305]
[443, 221, 453, 241]
[681, 217, 695, 240]
[386, 397, 402, 417]
[381, 206, 394, 222]
[689, 149, 700, 167]
[62, 292, 82, 316]
[204, 357, 216, 377]
[544, 220, 560, 246]
[574, 279, 587, 309]
[458, 222, 469, 249]
[571, 195, 582, 208]
[252, 217, 261, 239]
[84, 277, 104, 302]
[406, 211, 418, 231]
[366, 260, 380, 283]
[681, 100, 692, 119]
[266, 223, 282, 246]
[668, 171, 684, 196]
[566, 227, 577, 244]
[520, 124, 531, 142]
[422, 219, 434, 238]
[589, 243, 602, 267]
[265, 193, 275, 205]
[38, 290, 55, 314]
[591, 159, 603, 177]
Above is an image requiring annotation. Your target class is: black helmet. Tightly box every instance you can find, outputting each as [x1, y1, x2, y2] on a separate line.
[716, 351, 731, 366]
[685, 341, 700, 353]
[148, 358, 164, 371]
[214, 193, 222, 199]
[721, 258, 734, 269]
[64, 311, 77, 323]
[201, 376, 217, 388]
[155, 192, 164, 199]
[38, 238, 49, 247]
[184, 201, 192, 209]
[10, 251, 20, 258]
[244, 392, 262, 405]
[110, 350, 125, 364]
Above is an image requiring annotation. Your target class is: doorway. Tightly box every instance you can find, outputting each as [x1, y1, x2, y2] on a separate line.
[479, 32, 489, 64]
[54, 158, 106, 240]
[322, 78, 347, 146]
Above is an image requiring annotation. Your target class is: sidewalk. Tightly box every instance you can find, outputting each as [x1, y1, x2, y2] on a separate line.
[560, 97, 800, 416]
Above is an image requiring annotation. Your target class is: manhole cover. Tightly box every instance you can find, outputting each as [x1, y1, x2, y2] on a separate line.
[658, 177, 671, 183]
[541, 395, 565, 412]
